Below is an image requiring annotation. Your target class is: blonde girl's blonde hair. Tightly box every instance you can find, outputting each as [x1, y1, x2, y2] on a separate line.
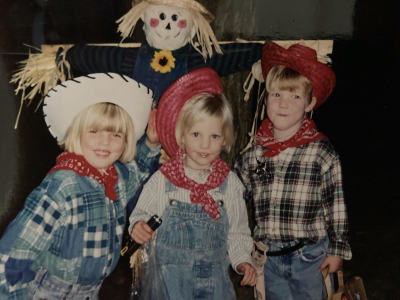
[265, 65, 314, 103]
[62, 102, 136, 163]
[175, 92, 234, 152]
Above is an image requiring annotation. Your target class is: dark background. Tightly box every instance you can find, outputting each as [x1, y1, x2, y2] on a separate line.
[0, 0, 399, 299]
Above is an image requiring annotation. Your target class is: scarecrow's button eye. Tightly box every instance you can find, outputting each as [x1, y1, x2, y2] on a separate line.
[171, 14, 178, 21]
[160, 13, 166, 20]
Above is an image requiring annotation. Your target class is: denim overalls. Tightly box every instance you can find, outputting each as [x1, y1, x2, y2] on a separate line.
[154, 180, 236, 300]
[27, 267, 101, 299]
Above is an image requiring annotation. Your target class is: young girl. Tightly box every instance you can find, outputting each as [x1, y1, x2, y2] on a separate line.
[0, 73, 159, 299]
[129, 67, 256, 299]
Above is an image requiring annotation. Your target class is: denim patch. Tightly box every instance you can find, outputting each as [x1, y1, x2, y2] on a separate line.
[5, 258, 35, 285]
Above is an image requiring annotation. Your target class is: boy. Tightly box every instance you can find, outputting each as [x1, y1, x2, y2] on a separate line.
[234, 42, 352, 300]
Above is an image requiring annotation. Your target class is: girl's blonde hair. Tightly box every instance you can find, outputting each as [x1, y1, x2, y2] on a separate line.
[175, 92, 234, 152]
[62, 102, 136, 163]
[266, 65, 314, 103]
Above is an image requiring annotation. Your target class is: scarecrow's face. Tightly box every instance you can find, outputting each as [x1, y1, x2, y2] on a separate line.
[142, 4, 194, 50]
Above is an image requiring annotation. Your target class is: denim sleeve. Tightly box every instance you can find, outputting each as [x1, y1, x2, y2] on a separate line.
[134, 135, 161, 176]
[125, 135, 161, 213]
[0, 180, 63, 299]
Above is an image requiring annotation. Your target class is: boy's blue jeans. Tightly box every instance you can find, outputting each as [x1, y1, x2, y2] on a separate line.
[264, 236, 329, 300]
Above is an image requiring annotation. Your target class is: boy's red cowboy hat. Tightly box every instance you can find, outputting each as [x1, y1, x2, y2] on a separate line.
[261, 42, 336, 107]
[156, 67, 223, 157]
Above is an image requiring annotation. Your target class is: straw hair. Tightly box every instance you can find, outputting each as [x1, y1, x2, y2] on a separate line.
[10, 45, 72, 128]
[261, 42, 335, 107]
[117, 1, 149, 42]
[139, 0, 214, 20]
[116, 0, 221, 59]
[190, 9, 222, 59]
[63, 102, 136, 163]
[175, 92, 234, 153]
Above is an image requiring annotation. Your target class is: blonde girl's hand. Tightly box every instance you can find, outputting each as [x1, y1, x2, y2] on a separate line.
[237, 262, 257, 286]
[146, 109, 159, 148]
[130, 220, 156, 244]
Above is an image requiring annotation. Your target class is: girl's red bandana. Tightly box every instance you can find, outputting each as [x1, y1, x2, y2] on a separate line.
[255, 117, 326, 157]
[48, 152, 119, 201]
[159, 150, 230, 220]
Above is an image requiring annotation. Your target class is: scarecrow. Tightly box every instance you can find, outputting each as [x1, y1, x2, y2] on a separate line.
[11, 0, 263, 120]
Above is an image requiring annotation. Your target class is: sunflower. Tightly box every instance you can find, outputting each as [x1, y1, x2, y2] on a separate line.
[150, 50, 176, 73]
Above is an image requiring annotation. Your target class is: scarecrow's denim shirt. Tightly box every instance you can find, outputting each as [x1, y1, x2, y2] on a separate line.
[0, 141, 160, 300]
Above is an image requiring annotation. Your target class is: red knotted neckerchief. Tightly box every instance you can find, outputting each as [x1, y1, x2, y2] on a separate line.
[159, 150, 230, 220]
[48, 152, 119, 201]
[255, 117, 326, 157]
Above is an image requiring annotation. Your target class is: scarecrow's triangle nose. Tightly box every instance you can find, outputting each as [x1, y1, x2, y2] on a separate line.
[165, 23, 171, 30]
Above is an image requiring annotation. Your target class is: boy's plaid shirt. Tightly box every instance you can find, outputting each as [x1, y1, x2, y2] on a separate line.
[234, 138, 352, 260]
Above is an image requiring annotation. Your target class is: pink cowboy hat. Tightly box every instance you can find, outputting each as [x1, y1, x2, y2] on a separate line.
[156, 67, 223, 156]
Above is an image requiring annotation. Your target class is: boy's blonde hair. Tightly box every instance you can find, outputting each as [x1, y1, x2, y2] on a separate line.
[62, 102, 136, 163]
[266, 65, 314, 104]
[175, 92, 234, 152]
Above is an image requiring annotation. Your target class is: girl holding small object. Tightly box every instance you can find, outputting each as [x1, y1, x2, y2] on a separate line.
[129, 68, 256, 300]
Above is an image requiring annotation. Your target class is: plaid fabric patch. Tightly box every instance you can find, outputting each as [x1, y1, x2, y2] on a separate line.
[0, 254, 8, 285]
[83, 225, 108, 258]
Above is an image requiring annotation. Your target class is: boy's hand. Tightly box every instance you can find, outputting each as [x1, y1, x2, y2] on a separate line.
[146, 109, 159, 148]
[237, 262, 257, 286]
[319, 255, 343, 273]
[130, 220, 156, 244]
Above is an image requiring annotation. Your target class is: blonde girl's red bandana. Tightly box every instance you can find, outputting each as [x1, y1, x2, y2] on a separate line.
[255, 117, 326, 157]
[159, 150, 230, 220]
[48, 152, 119, 201]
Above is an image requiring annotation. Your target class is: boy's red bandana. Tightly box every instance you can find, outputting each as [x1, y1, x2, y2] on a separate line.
[159, 150, 230, 220]
[48, 152, 119, 201]
[255, 117, 326, 157]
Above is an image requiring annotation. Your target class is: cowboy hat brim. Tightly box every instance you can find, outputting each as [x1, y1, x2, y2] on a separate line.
[44, 73, 154, 142]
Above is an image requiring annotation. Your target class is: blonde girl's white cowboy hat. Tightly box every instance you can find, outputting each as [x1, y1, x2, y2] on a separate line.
[43, 73, 154, 142]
